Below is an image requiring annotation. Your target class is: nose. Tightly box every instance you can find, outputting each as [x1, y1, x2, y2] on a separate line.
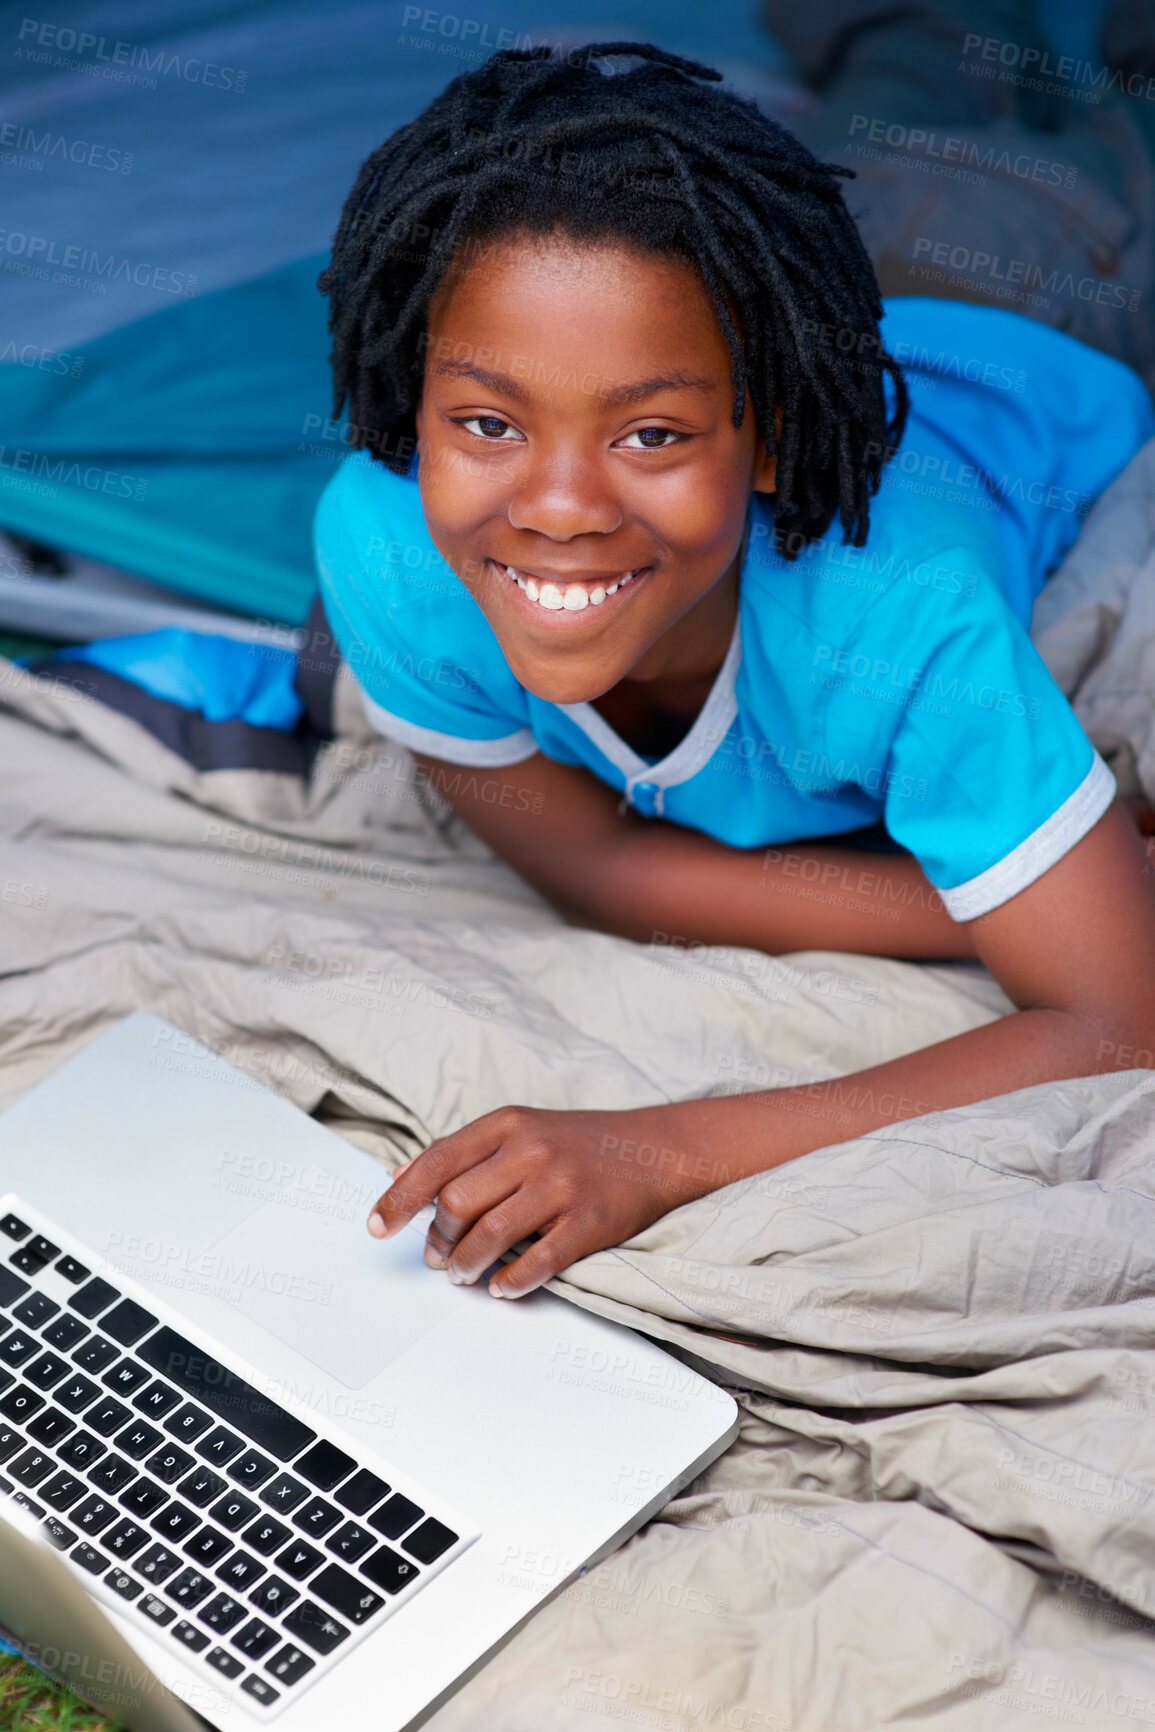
[506, 449, 622, 540]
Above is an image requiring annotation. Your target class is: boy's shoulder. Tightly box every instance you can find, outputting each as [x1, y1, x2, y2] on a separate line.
[740, 478, 1003, 659]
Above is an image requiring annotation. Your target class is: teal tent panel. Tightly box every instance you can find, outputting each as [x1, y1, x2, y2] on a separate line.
[0, 252, 340, 626]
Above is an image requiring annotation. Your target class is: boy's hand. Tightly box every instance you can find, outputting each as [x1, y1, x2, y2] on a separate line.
[366, 1104, 719, 1298]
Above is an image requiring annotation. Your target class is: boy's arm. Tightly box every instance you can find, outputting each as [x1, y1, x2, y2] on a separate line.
[415, 748, 976, 960]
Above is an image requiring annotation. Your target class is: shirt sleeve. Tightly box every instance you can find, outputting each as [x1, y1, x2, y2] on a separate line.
[826, 545, 1116, 920]
[312, 455, 537, 767]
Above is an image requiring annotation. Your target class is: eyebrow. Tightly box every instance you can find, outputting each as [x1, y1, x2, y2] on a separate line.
[432, 358, 717, 408]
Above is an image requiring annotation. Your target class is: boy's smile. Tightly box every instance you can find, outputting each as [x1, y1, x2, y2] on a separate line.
[415, 231, 777, 707]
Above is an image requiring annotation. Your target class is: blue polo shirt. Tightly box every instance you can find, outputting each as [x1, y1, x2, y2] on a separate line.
[314, 298, 1154, 921]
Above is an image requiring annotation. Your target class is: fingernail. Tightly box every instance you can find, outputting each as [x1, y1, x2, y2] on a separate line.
[424, 1247, 446, 1269]
[367, 1212, 387, 1239]
[488, 1280, 507, 1298]
[447, 1267, 466, 1284]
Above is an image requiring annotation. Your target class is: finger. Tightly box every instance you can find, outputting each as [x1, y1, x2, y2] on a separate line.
[423, 1160, 523, 1268]
[368, 1111, 510, 1239]
[487, 1218, 590, 1299]
[441, 1185, 553, 1286]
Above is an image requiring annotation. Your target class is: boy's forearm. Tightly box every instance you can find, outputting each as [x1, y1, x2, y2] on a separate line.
[584, 818, 977, 960]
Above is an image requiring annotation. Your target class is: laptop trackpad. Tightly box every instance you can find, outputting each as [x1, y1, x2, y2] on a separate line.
[206, 1167, 473, 1391]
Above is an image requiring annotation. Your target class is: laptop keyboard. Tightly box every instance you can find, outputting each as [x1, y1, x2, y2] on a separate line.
[0, 1205, 476, 1717]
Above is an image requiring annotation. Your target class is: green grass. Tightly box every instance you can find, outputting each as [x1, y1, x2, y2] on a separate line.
[0, 1658, 122, 1731]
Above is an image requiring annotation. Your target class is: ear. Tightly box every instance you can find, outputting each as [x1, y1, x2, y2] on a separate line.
[751, 406, 781, 496]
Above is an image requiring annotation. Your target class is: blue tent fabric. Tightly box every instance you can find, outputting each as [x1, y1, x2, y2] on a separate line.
[0, 254, 336, 626]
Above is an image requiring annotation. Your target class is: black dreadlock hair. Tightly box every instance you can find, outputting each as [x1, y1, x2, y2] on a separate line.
[318, 40, 908, 556]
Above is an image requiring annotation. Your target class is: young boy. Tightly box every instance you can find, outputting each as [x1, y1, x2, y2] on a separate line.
[313, 43, 1155, 1298]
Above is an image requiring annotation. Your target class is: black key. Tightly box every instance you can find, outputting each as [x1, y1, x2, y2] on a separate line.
[10, 1491, 43, 1518]
[89, 1454, 136, 1495]
[43, 1316, 88, 1352]
[27, 1235, 59, 1264]
[117, 1420, 162, 1460]
[0, 1332, 38, 1369]
[146, 1444, 194, 1486]
[295, 1497, 341, 1539]
[56, 1256, 90, 1286]
[311, 1563, 384, 1626]
[327, 1521, 374, 1565]
[0, 1214, 29, 1241]
[25, 1352, 69, 1391]
[11, 1245, 50, 1277]
[230, 1449, 276, 1491]
[11, 1447, 53, 1486]
[72, 1336, 118, 1374]
[295, 1441, 355, 1492]
[165, 1403, 212, 1444]
[103, 1359, 150, 1397]
[43, 1517, 77, 1551]
[73, 1495, 118, 1535]
[0, 1424, 21, 1464]
[206, 1648, 243, 1680]
[152, 1502, 200, 1542]
[139, 1329, 316, 1463]
[166, 1567, 213, 1608]
[335, 1469, 390, 1516]
[14, 1293, 59, 1330]
[403, 1516, 459, 1564]
[57, 1375, 100, 1415]
[41, 1471, 86, 1510]
[231, 1618, 278, 1659]
[241, 1675, 280, 1707]
[122, 1479, 168, 1518]
[139, 1592, 175, 1625]
[27, 1408, 74, 1447]
[86, 1397, 131, 1436]
[275, 1538, 324, 1581]
[362, 1545, 420, 1595]
[60, 1431, 105, 1471]
[171, 1619, 209, 1653]
[179, 1465, 227, 1508]
[369, 1493, 424, 1540]
[71, 1542, 110, 1575]
[134, 1381, 181, 1420]
[200, 1592, 246, 1633]
[217, 1550, 265, 1591]
[105, 1520, 149, 1559]
[103, 1300, 158, 1347]
[243, 1513, 291, 1557]
[184, 1525, 232, 1568]
[283, 1600, 349, 1655]
[262, 1472, 309, 1514]
[265, 1644, 314, 1687]
[107, 1568, 143, 1601]
[69, 1277, 120, 1319]
[138, 1544, 182, 1584]
[0, 1385, 44, 1423]
[198, 1426, 244, 1469]
[0, 1266, 29, 1308]
[212, 1490, 258, 1532]
[249, 1576, 298, 1617]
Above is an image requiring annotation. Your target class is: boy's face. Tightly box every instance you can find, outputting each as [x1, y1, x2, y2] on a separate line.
[415, 231, 777, 704]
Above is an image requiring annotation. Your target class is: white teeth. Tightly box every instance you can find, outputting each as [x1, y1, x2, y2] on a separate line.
[501, 563, 640, 612]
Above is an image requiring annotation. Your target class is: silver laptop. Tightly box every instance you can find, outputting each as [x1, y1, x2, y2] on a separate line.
[0, 1014, 737, 1730]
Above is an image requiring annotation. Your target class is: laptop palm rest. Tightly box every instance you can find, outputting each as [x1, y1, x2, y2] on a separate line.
[203, 1164, 473, 1390]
